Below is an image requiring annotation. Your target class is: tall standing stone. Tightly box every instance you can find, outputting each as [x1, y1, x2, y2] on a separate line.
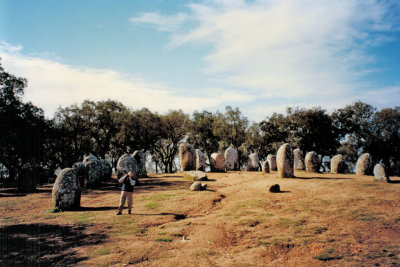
[305, 151, 319, 173]
[224, 147, 239, 171]
[133, 150, 147, 178]
[52, 168, 80, 210]
[356, 153, 373, 175]
[116, 154, 139, 181]
[374, 164, 390, 182]
[210, 153, 225, 172]
[330, 154, 345, 174]
[179, 143, 196, 171]
[276, 143, 294, 178]
[83, 154, 102, 188]
[195, 149, 206, 171]
[247, 153, 260, 171]
[267, 154, 277, 171]
[293, 148, 305, 170]
[262, 161, 270, 174]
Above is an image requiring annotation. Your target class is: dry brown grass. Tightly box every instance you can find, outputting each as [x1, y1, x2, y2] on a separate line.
[1, 171, 400, 266]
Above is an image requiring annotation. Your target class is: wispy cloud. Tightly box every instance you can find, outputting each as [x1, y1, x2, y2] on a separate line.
[0, 42, 254, 118]
[131, 0, 400, 114]
[130, 12, 190, 32]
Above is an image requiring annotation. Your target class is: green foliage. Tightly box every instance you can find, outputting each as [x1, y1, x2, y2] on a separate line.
[49, 207, 62, 213]
[155, 237, 173, 242]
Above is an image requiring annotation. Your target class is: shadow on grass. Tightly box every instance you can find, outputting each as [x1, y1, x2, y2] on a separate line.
[134, 213, 187, 220]
[287, 176, 353, 180]
[0, 223, 107, 266]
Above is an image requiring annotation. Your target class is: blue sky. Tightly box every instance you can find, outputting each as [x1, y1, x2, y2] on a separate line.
[1, 0, 399, 121]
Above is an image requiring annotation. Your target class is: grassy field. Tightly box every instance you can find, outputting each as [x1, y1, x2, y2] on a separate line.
[1, 171, 400, 266]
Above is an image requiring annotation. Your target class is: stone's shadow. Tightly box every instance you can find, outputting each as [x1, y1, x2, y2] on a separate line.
[287, 176, 353, 180]
[134, 213, 187, 220]
[73, 206, 116, 211]
[275, 191, 291, 193]
[388, 180, 400, 184]
[0, 223, 107, 266]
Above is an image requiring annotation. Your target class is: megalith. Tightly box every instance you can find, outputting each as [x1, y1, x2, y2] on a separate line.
[52, 168, 80, 210]
[374, 164, 390, 182]
[195, 149, 206, 171]
[179, 143, 196, 171]
[267, 154, 277, 171]
[356, 153, 373, 175]
[224, 147, 239, 171]
[293, 148, 305, 170]
[262, 161, 270, 174]
[330, 154, 345, 174]
[83, 154, 102, 188]
[116, 154, 139, 181]
[99, 159, 112, 180]
[305, 151, 319, 173]
[247, 153, 260, 171]
[276, 143, 294, 178]
[133, 150, 147, 178]
[210, 153, 225, 172]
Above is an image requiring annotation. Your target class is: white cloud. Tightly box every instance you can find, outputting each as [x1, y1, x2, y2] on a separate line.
[131, 0, 399, 112]
[130, 12, 190, 32]
[0, 42, 254, 118]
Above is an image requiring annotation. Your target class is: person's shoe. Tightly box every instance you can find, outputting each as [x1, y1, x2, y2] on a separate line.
[116, 211, 122, 215]
[128, 210, 131, 214]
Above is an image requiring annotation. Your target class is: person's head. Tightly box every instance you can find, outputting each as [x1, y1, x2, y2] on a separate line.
[128, 171, 134, 178]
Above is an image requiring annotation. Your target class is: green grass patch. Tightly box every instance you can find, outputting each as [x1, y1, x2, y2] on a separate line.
[277, 218, 305, 228]
[87, 247, 111, 259]
[68, 212, 95, 224]
[313, 248, 343, 261]
[350, 210, 379, 222]
[145, 201, 161, 210]
[193, 248, 216, 257]
[48, 207, 62, 213]
[184, 176, 195, 181]
[141, 193, 176, 201]
[155, 237, 173, 242]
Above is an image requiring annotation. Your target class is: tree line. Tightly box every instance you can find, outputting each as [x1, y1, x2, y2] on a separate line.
[1, 61, 400, 190]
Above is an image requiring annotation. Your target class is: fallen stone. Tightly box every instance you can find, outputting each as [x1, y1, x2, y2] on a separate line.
[184, 171, 208, 181]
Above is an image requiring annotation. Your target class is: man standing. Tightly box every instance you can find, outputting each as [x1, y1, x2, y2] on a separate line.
[117, 171, 135, 215]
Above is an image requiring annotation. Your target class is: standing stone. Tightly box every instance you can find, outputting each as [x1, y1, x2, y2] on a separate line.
[305, 151, 320, 173]
[262, 161, 270, 174]
[356, 153, 373, 175]
[195, 149, 206, 171]
[83, 154, 102, 188]
[247, 153, 260, 171]
[99, 159, 112, 180]
[52, 168, 80, 210]
[374, 164, 390, 182]
[116, 154, 139, 182]
[210, 153, 225, 172]
[72, 162, 85, 187]
[133, 150, 147, 178]
[224, 147, 239, 171]
[330, 154, 345, 174]
[276, 143, 294, 178]
[179, 143, 196, 171]
[267, 154, 277, 171]
[293, 148, 305, 170]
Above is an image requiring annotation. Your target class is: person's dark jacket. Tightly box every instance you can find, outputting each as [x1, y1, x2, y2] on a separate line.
[121, 176, 135, 192]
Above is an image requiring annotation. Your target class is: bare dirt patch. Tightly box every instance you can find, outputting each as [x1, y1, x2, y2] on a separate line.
[1, 171, 400, 266]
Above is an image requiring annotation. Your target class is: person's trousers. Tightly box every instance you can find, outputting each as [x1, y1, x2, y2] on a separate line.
[118, 191, 133, 212]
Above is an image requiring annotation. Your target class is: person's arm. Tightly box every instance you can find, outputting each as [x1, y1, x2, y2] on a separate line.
[119, 173, 128, 184]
